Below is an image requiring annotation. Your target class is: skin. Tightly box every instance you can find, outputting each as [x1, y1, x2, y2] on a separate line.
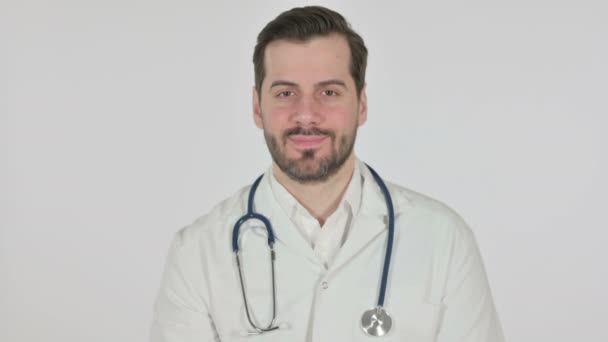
[252, 33, 368, 225]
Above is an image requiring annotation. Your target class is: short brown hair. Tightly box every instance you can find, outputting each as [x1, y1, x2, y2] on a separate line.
[253, 6, 368, 97]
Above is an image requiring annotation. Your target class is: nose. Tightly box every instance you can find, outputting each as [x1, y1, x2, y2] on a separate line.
[291, 95, 322, 127]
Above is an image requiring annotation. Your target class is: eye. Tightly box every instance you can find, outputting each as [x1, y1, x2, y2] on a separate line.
[322, 89, 338, 96]
[277, 91, 294, 98]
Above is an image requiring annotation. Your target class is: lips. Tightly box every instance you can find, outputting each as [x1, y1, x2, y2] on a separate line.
[288, 134, 328, 149]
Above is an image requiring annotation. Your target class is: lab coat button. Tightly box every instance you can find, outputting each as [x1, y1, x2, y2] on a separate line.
[321, 281, 328, 289]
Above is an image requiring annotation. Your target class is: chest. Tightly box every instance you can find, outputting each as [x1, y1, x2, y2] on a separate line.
[200, 216, 449, 342]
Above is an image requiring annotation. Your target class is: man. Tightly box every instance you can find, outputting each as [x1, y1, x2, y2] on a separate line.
[151, 6, 504, 342]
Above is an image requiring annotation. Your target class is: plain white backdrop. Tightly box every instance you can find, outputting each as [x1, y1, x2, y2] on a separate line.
[1, 0, 606, 341]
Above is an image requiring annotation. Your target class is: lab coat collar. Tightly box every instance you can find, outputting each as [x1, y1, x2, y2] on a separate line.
[330, 159, 410, 271]
[254, 173, 320, 264]
[252, 159, 410, 269]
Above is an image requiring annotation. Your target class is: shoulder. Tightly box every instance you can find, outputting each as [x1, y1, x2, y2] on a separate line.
[386, 181, 474, 241]
[171, 184, 252, 251]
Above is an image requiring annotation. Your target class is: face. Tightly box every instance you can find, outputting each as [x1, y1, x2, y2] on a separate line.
[253, 33, 367, 184]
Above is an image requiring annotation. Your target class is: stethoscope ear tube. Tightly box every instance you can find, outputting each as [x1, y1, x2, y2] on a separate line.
[235, 247, 279, 334]
[232, 173, 280, 334]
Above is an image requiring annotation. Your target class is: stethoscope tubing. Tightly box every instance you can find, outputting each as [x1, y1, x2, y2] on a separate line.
[231, 164, 395, 334]
[364, 164, 395, 308]
[232, 174, 275, 253]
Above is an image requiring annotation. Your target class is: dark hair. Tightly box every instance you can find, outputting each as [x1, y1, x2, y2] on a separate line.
[253, 6, 368, 97]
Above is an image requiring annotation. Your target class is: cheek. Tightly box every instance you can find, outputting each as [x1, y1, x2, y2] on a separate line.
[262, 107, 291, 129]
[328, 107, 359, 128]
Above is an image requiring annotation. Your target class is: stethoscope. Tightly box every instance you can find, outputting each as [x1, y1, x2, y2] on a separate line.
[232, 164, 395, 337]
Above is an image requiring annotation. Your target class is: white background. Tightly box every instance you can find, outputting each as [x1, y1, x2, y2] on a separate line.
[1, 0, 606, 341]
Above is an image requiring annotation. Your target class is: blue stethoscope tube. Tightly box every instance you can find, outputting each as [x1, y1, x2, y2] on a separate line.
[231, 164, 395, 336]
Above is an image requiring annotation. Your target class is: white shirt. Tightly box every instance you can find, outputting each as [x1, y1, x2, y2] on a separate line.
[150, 159, 505, 342]
[268, 161, 362, 269]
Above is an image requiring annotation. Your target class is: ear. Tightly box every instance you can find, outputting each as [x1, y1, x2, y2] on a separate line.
[252, 86, 263, 129]
[357, 84, 368, 126]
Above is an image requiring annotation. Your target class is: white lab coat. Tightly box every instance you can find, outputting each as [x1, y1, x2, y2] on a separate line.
[150, 161, 505, 342]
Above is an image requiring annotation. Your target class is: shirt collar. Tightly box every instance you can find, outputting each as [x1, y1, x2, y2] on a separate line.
[268, 159, 363, 220]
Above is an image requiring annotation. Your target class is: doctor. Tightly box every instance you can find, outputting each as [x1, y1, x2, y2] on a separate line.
[150, 5, 505, 342]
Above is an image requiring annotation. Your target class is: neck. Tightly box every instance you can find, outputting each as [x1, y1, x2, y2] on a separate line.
[272, 155, 356, 226]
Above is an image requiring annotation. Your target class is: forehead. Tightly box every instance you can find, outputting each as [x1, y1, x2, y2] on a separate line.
[263, 33, 352, 86]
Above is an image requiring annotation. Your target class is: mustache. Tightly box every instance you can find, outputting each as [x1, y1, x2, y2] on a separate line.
[284, 127, 335, 138]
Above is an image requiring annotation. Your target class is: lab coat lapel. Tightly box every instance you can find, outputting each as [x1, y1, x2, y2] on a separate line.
[252, 173, 320, 265]
[330, 163, 391, 272]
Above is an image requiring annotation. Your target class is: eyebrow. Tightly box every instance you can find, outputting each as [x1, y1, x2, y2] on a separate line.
[269, 79, 349, 90]
[317, 79, 348, 89]
[270, 80, 298, 89]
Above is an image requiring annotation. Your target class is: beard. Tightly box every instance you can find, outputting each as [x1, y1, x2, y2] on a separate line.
[264, 124, 357, 184]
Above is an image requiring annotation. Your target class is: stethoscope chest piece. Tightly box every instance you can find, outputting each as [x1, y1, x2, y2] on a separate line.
[361, 307, 392, 337]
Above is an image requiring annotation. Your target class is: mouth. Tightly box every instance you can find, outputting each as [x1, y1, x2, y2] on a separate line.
[288, 134, 328, 149]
